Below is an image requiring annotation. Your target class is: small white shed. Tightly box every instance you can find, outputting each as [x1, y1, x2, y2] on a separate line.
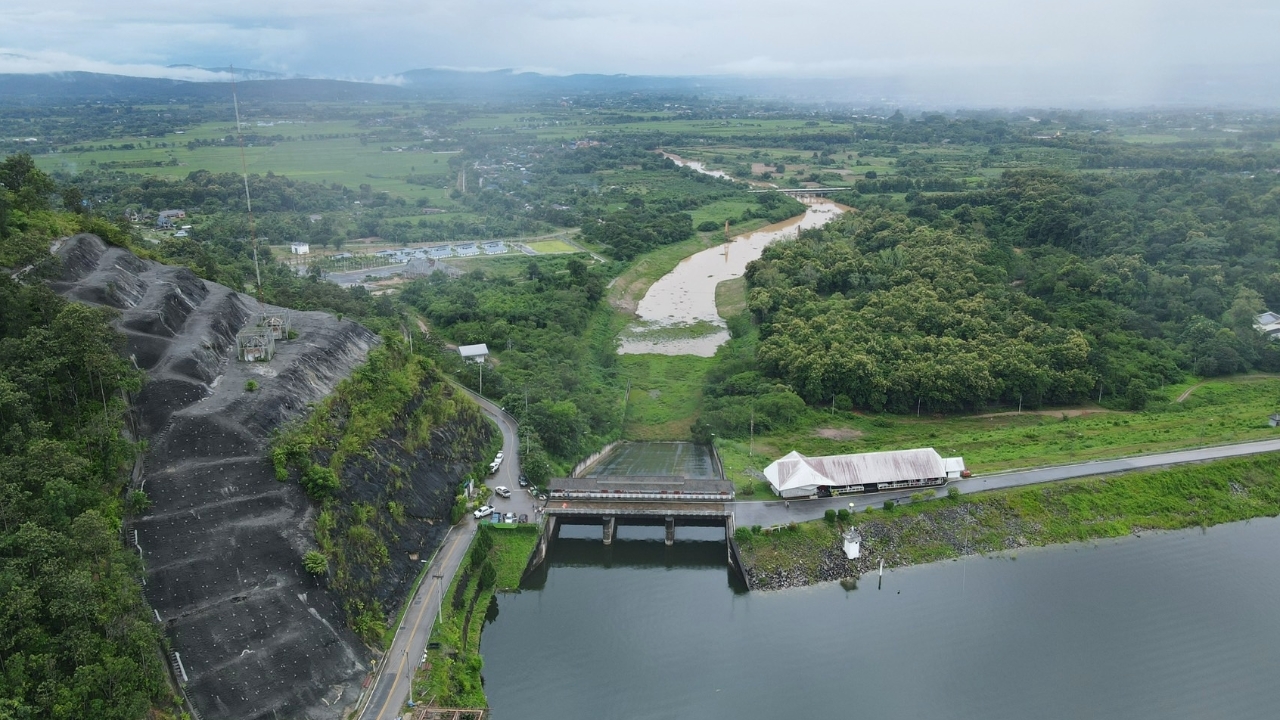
[458, 344, 489, 363]
[842, 529, 862, 560]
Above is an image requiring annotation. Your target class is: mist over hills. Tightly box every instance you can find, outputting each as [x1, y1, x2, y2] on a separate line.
[0, 65, 1277, 108]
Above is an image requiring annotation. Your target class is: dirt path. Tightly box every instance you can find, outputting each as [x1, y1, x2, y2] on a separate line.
[972, 407, 1112, 420]
[1178, 374, 1280, 403]
[1176, 382, 1205, 403]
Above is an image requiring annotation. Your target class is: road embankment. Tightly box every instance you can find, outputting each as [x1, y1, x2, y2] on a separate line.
[738, 453, 1280, 591]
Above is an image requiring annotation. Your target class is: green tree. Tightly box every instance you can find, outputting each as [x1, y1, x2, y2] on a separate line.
[1126, 379, 1149, 411]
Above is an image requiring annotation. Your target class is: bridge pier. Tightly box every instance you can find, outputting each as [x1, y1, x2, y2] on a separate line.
[665, 516, 675, 546]
[603, 516, 615, 545]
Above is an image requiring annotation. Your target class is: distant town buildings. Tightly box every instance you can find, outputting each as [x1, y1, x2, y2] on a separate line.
[156, 209, 186, 228]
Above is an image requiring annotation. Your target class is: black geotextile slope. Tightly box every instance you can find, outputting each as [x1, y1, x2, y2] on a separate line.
[52, 235, 378, 720]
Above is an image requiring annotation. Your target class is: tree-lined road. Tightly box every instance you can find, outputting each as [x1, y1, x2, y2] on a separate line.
[730, 438, 1280, 527]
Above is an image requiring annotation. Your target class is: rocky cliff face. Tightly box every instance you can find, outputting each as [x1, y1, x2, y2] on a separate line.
[52, 235, 378, 720]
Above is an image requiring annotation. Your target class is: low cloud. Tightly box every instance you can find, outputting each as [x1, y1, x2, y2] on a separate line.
[0, 49, 231, 81]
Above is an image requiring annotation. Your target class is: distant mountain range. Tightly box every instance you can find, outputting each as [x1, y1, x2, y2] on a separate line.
[0, 71, 413, 103]
[0, 67, 803, 105]
[0, 66, 1276, 108]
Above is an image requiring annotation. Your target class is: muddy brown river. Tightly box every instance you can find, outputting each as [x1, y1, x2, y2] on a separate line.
[618, 199, 843, 357]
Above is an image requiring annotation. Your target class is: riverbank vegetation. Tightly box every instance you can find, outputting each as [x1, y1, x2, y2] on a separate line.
[737, 453, 1280, 590]
[412, 524, 539, 709]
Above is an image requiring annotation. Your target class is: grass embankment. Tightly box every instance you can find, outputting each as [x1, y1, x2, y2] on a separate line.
[717, 376, 1280, 495]
[619, 354, 717, 440]
[737, 453, 1280, 590]
[412, 525, 539, 709]
[714, 277, 748, 318]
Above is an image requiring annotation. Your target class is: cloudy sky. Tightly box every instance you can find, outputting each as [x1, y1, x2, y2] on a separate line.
[2, 0, 1278, 104]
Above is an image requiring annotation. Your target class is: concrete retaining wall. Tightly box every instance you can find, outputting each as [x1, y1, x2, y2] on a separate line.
[571, 440, 623, 478]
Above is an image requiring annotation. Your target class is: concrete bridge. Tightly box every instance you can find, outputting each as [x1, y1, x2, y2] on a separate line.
[525, 475, 750, 585]
[749, 187, 851, 197]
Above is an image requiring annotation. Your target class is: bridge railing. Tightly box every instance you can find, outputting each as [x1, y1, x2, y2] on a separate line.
[549, 490, 734, 502]
[546, 506, 730, 518]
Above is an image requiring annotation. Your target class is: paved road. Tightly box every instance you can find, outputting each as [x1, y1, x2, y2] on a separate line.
[357, 519, 475, 720]
[730, 438, 1280, 528]
[357, 382, 521, 720]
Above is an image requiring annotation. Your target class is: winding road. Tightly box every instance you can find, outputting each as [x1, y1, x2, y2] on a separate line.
[357, 383, 521, 720]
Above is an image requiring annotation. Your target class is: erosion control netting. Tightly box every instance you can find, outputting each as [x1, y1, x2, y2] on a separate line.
[54, 235, 379, 720]
[586, 441, 718, 479]
[331, 420, 486, 615]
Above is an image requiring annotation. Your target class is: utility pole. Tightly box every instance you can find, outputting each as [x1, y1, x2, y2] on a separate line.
[231, 67, 262, 305]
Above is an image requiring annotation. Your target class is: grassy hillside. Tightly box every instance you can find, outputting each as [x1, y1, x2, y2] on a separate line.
[272, 337, 496, 644]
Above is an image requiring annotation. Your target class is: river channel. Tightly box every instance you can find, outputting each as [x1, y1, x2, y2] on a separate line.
[481, 519, 1280, 719]
[618, 200, 843, 357]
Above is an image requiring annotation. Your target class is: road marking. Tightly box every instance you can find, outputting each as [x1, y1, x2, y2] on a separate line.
[371, 527, 469, 719]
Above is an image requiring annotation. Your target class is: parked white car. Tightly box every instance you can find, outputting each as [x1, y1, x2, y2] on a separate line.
[494, 486, 511, 498]
[473, 505, 494, 519]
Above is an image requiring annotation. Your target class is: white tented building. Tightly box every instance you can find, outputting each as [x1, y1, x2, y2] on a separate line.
[290, 242, 310, 254]
[763, 448, 965, 499]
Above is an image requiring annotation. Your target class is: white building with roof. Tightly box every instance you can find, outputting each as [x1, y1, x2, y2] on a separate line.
[1254, 312, 1280, 340]
[290, 242, 310, 254]
[458, 344, 489, 363]
[763, 448, 964, 499]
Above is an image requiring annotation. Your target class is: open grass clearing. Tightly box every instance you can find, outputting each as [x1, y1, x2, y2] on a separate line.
[525, 239, 579, 254]
[40, 120, 458, 200]
[715, 277, 747, 319]
[618, 354, 715, 440]
[715, 376, 1280, 495]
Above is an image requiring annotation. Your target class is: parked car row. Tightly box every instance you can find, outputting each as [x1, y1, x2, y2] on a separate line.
[472, 505, 524, 524]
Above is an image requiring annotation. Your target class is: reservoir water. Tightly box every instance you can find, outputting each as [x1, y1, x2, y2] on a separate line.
[482, 519, 1280, 719]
